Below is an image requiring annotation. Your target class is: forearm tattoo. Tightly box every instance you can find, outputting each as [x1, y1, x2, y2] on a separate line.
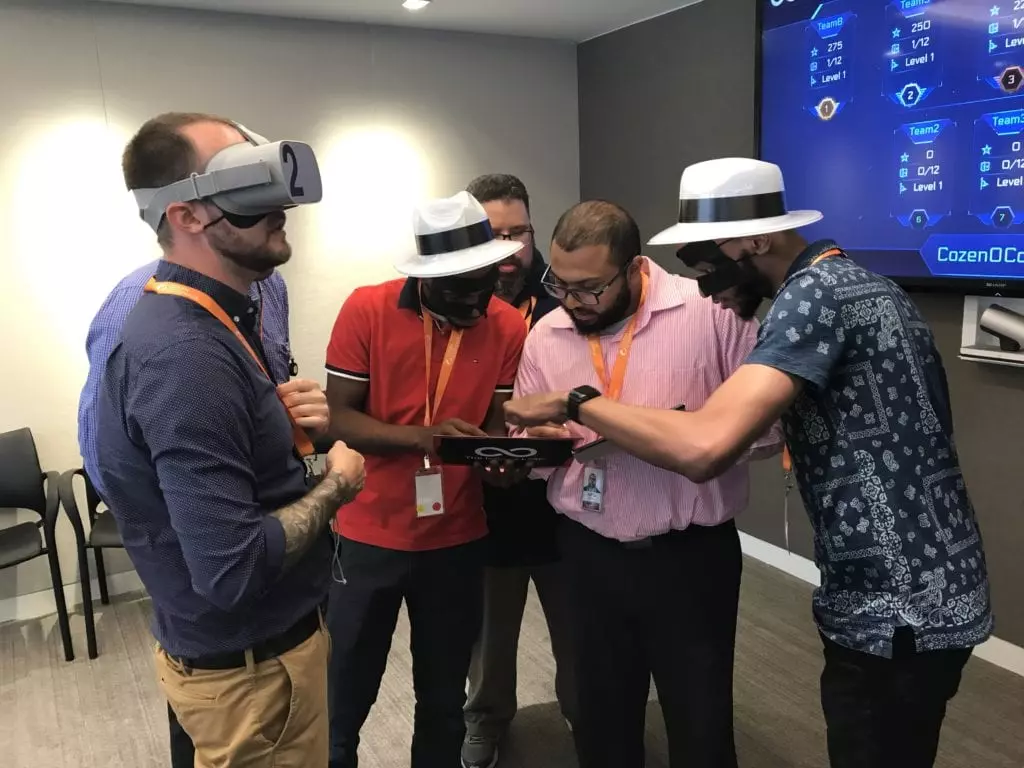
[271, 473, 360, 574]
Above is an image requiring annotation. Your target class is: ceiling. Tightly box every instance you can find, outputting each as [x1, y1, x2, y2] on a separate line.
[92, 0, 701, 41]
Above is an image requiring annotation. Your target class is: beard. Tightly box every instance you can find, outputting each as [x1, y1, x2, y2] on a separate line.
[730, 289, 764, 320]
[729, 256, 774, 320]
[219, 241, 291, 275]
[209, 215, 292, 276]
[495, 270, 526, 303]
[569, 281, 633, 334]
[494, 257, 527, 303]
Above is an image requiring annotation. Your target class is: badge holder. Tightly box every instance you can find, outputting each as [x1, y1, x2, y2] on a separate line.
[415, 456, 445, 518]
[782, 446, 793, 554]
[579, 460, 606, 514]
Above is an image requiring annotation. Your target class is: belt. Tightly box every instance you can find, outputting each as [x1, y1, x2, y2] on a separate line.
[619, 521, 736, 550]
[623, 537, 654, 550]
[171, 610, 320, 672]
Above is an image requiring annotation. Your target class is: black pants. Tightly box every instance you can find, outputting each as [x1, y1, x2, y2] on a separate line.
[820, 627, 972, 768]
[559, 519, 742, 768]
[327, 537, 485, 768]
[168, 703, 195, 768]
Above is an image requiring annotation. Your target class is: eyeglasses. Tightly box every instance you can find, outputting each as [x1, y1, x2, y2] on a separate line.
[493, 226, 534, 242]
[541, 266, 625, 306]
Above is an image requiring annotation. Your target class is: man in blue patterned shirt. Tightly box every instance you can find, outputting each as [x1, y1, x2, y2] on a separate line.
[77, 260, 292, 768]
[503, 158, 992, 768]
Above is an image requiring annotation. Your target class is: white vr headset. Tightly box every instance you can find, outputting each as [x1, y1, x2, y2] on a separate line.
[132, 123, 323, 232]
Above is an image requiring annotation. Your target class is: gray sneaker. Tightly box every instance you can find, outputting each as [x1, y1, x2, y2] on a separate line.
[461, 734, 499, 768]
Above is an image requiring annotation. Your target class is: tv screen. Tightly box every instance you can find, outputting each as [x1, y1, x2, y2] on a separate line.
[758, 0, 1024, 296]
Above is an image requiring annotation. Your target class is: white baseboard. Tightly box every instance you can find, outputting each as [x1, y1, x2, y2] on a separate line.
[0, 568, 145, 626]
[738, 532, 1024, 679]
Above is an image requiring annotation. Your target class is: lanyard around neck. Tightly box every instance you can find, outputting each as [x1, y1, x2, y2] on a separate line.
[810, 247, 843, 267]
[422, 313, 464, 427]
[143, 278, 314, 457]
[585, 269, 649, 402]
[518, 296, 537, 329]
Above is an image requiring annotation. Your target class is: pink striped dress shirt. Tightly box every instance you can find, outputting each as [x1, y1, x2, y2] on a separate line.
[514, 257, 784, 542]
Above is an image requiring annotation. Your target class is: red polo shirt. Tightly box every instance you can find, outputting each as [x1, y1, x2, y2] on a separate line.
[325, 278, 526, 551]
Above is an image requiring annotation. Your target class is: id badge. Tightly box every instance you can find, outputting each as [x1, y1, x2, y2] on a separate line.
[579, 465, 605, 513]
[415, 459, 445, 518]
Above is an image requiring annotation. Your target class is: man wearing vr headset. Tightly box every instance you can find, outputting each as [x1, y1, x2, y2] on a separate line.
[505, 159, 992, 768]
[78, 257, 292, 768]
[323, 191, 528, 768]
[508, 199, 781, 768]
[94, 112, 366, 767]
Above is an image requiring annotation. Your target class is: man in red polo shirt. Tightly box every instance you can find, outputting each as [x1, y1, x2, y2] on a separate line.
[323, 191, 528, 768]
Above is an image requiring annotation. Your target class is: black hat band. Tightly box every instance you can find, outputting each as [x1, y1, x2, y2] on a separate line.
[416, 219, 494, 256]
[678, 191, 787, 224]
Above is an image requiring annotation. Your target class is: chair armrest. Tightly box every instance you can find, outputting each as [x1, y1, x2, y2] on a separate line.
[57, 468, 88, 545]
[39, 470, 61, 536]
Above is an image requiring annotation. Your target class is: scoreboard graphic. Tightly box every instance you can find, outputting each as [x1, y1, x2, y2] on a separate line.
[760, 0, 1024, 291]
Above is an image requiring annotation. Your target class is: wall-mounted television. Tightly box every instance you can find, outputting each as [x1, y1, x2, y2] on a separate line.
[758, 0, 1024, 296]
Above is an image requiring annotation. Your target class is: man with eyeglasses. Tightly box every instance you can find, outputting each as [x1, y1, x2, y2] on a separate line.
[460, 174, 576, 768]
[511, 200, 782, 768]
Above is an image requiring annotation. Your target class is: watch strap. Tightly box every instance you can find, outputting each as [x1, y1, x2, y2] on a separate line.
[567, 385, 601, 423]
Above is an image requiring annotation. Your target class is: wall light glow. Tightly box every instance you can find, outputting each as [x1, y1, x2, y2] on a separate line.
[6, 118, 158, 359]
[313, 125, 433, 282]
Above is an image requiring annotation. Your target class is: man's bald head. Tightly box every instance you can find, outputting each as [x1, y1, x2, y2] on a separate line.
[122, 112, 245, 246]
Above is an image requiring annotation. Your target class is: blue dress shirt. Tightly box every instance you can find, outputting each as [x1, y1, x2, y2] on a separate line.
[94, 262, 326, 657]
[78, 260, 292, 496]
[746, 240, 993, 658]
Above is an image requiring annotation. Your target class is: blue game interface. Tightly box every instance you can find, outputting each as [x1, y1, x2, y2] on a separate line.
[760, 0, 1024, 293]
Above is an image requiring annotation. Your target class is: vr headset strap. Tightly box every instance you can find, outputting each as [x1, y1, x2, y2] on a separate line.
[134, 163, 274, 231]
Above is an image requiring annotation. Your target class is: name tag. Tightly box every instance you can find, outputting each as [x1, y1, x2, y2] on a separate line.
[580, 466, 605, 514]
[415, 465, 445, 518]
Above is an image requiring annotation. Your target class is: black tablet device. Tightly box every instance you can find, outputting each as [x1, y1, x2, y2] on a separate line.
[572, 403, 686, 463]
[435, 436, 576, 467]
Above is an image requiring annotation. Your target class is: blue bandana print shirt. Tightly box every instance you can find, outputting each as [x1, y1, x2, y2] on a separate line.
[745, 240, 993, 658]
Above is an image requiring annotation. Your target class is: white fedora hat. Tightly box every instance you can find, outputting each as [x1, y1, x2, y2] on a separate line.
[648, 158, 823, 247]
[394, 191, 525, 278]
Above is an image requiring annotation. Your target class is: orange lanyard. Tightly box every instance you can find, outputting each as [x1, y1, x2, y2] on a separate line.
[586, 270, 649, 401]
[144, 278, 314, 457]
[518, 296, 537, 329]
[780, 247, 843, 473]
[422, 314, 463, 427]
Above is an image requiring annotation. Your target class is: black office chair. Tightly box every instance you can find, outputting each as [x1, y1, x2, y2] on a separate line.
[58, 468, 117, 660]
[0, 428, 74, 661]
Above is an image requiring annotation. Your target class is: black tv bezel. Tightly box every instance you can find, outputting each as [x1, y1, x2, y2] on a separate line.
[753, 0, 1024, 298]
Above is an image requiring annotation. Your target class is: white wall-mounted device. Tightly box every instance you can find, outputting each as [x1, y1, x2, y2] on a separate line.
[959, 296, 1024, 368]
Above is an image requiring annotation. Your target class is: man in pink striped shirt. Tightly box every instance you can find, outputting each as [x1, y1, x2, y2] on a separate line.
[515, 201, 782, 768]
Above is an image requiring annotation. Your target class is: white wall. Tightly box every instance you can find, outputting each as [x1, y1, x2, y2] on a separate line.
[0, 0, 580, 601]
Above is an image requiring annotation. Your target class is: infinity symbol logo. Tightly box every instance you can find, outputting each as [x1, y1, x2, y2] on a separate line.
[473, 447, 539, 459]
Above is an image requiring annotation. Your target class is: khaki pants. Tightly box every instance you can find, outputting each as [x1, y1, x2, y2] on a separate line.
[155, 623, 330, 768]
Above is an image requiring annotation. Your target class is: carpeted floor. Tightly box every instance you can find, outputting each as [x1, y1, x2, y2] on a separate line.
[1, 557, 1021, 767]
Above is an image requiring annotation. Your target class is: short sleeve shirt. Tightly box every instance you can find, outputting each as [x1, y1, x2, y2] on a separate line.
[325, 278, 526, 552]
[745, 240, 993, 657]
